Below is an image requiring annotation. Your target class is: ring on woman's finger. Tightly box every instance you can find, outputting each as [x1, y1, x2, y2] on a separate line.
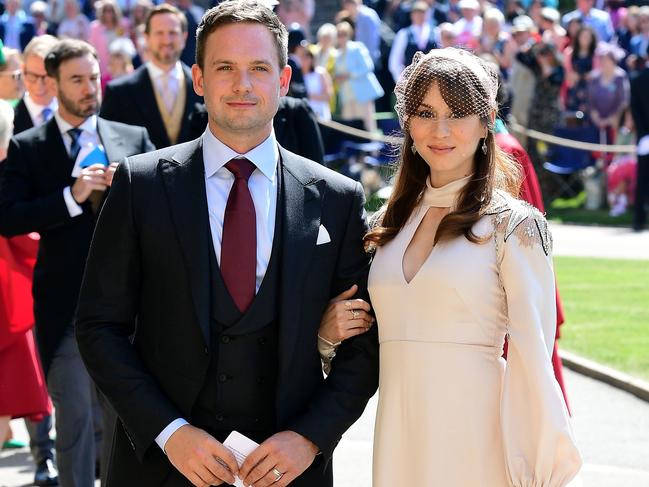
[351, 309, 360, 319]
[272, 467, 284, 482]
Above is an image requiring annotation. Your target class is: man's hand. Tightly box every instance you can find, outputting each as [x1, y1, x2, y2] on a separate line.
[239, 431, 318, 487]
[165, 424, 239, 487]
[71, 164, 108, 203]
[105, 162, 119, 187]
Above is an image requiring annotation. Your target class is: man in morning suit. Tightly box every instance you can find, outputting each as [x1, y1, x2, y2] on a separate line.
[75, 2, 379, 487]
[631, 49, 649, 232]
[0, 39, 154, 487]
[13, 35, 58, 135]
[100, 3, 202, 149]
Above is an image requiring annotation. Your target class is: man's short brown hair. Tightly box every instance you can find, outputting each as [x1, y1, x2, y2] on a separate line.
[144, 3, 188, 35]
[44, 39, 97, 79]
[195, 0, 288, 69]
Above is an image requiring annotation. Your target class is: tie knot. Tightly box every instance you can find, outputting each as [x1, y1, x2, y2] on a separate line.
[41, 107, 52, 120]
[226, 158, 256, 181]
[68, 127, 82, 142]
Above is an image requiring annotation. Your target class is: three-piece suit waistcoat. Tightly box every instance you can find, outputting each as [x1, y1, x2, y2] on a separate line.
[192, 170, 284, 445]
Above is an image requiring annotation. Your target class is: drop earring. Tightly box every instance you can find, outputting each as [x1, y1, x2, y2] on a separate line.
[411, 144, 418, 155]
[481, 139, 487, 155]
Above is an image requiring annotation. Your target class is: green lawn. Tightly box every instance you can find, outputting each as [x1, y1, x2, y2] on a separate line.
[554, 256, 649, 381]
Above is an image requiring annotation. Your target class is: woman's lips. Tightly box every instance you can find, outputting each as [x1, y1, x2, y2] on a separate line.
[428, 145, 455, 154]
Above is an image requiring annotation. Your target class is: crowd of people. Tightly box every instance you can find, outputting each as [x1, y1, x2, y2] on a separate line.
[0, 0, 644, 486]
[278, 0, 648, 226]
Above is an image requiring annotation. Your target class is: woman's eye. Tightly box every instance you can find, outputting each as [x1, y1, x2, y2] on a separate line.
[417, 110, 435, 119]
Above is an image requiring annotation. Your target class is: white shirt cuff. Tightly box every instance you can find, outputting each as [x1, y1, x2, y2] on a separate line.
[63, 186, 83, 217]
[155, 418, 189, 454]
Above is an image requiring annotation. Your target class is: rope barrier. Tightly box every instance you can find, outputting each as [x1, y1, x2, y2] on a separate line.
[317, 117, 638, 154]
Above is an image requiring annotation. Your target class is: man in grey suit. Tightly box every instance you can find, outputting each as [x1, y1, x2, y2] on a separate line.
[76, 2, 379, 486]
[0, 39, 154, 487]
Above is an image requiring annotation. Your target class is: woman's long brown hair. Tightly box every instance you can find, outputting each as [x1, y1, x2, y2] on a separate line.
[365, 63, 521, 250]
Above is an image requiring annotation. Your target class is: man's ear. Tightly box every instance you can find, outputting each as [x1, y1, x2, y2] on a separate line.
[279, 64, 292, 97]
[192, 64, 204, 97]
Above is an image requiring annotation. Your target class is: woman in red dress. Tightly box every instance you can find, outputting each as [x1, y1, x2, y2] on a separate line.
[495, 119, 571, 412]
[0, 98, 51, 443]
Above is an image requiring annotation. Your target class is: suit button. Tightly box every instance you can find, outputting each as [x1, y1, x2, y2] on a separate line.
[203, 347, 209, 355]
[221, 335, 231, 344]
[253, 418, 260, 424]
[258, 337, 268, 345]
[216, 414, 224, 422]
[218, 373, 229, 382]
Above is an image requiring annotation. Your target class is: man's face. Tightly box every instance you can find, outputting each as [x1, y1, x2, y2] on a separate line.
[192, 23, 291, 145]
[411, 10, 427, 26]
[23, 54, 54, 106]
[6, 0, 20, 15]
[145, 12, 187, 68]
[52, 54, 101, 120]
[0, 56, 24, 100]
[577, 0, 593, 14]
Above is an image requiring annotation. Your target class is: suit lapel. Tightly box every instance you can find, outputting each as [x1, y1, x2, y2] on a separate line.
[42, 118, 75, 183]
[97, 118, 126, 162]
[178, 65, 195, 142]
[277, 148, 323, 377]
[159, 139, 211, 344]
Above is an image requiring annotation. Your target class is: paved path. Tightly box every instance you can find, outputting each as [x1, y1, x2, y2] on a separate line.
[550, 223, 649, 260]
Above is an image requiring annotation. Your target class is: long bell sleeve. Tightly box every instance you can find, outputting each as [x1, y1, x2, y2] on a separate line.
[497, 207, 582, 487]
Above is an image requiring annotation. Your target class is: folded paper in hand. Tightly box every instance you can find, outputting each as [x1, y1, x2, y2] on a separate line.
[223, 431, 259, 487]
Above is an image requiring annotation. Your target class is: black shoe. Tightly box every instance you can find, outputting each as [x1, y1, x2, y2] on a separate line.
[33, 458, 58, 486]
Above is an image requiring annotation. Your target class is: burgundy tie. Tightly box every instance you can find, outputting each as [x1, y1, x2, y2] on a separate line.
[221, 158, 257, 313]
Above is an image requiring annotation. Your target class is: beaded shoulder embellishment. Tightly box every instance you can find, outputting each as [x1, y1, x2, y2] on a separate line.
[485, 191, 553, 256]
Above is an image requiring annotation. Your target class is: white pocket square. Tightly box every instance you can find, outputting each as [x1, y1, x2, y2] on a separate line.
[316, 224, 331, 245]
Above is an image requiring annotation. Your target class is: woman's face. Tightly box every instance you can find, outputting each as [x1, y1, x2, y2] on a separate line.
[578, 29, 594, 49]
[101, 5, 117, 25]
[408, 83, 484, 185]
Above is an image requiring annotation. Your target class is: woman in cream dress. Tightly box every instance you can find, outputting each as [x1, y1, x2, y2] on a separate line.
[317, 48, 581, 486]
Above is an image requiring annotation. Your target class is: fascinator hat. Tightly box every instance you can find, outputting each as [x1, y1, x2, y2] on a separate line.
[394, 48, 499, 130]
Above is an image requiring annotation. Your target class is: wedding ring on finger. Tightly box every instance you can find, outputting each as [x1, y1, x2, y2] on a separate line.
[350, 309, 360, 320]
[272, 467, 284, 482]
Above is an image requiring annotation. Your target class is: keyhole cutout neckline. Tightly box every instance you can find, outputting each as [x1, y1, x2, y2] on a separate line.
[401, 174, 473, 284]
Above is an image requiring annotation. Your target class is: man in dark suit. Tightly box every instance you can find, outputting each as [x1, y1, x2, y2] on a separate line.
[631, 49, 649, 232]
[75, 2, 379, 487]
[0, 39, 154, 487]
[100, 3, 202, 149]
[13, 35, 58, 135]
[189, 95, 326, 164]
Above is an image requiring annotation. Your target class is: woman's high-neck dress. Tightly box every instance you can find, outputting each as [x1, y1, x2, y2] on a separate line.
[368, 178, 581, 486]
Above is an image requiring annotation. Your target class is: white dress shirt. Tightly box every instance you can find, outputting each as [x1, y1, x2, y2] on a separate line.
[55, 112, 105, 217]
[154, 127, 279, 452]
[23, 92, 58, 126]
[146, 61, 184, 112]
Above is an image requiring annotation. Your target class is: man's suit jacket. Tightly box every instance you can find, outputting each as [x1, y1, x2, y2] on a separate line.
[631, 68, 649, 140]
[0, 117, 154, 376]
[13, 98, 34, 135]
[75, 139, 379, 486]
[188, 97, 325, 165]
[100, 63, 203, 150]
